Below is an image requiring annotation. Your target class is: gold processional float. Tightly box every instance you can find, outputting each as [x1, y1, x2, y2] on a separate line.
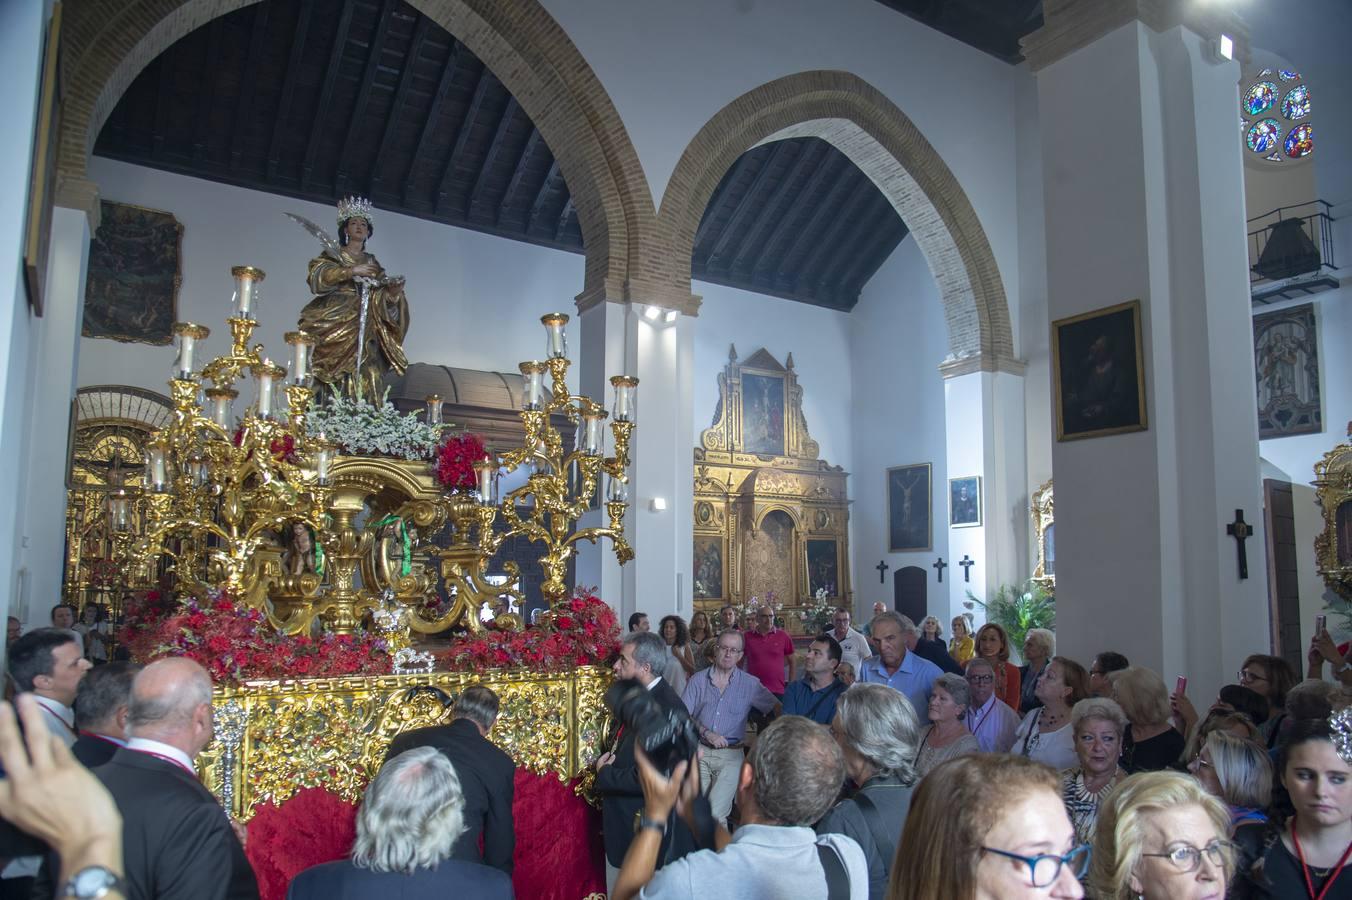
[124, 230, 636, 816]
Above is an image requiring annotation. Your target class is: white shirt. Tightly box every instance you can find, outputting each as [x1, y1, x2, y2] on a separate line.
[33, 696, 77, 746]
[964, 694, 1021, 753]
[126, 736, 197, 775]
[1013, 708, 1077, 771]
[831, 627, 872, 672]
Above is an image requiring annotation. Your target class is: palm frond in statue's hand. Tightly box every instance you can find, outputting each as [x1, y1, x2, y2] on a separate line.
[284, 212, 341, 256]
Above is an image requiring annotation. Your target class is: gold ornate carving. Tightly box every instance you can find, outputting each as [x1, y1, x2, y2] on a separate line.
[1031, 478, 1055, 591]
[1314, 423, 1352, 600]
[699, 346, 820, 460]
[204, 667, 611, 819]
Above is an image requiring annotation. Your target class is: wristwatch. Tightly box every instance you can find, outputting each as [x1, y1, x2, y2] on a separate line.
[634, 813, 668, 835]
[61, 866, 125, 899]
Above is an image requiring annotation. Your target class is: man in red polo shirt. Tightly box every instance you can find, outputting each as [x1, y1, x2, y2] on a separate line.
[743, 607, 796, 699]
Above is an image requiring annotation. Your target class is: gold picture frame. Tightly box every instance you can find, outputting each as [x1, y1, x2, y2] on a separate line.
[1052, 299, 1148, 441]
[887, 463, 931, 552]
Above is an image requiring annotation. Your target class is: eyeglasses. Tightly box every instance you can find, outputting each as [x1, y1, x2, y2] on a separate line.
[1237, 669, 1268, 683]
[981, 843, 1090, 887]
[1141, 840, 1235, 874]
[718, 646, 743, 655]
[966, 675, 995, 684]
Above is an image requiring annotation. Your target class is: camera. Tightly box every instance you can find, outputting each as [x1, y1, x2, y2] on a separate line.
[605, 678, 700, 775]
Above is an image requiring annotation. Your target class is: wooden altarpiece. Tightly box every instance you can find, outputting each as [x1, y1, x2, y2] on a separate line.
[693, 347, 851, 629]
[1314, 422, 1352, 601]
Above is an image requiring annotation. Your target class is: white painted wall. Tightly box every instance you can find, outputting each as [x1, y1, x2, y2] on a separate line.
[849, 238, 949, 619]
[81, 159, 587, 394]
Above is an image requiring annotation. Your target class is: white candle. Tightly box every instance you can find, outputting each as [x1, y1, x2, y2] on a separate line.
[541, 313, 569, 360]
[231, 266, 266, 319]
[286, 331, 314, 385]
[520, 361, 545, 410]
[583, 412, 604, 456]
[610, 376, 639, 423]
[172, 323, 209, 379]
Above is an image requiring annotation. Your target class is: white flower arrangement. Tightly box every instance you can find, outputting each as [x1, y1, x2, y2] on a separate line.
[307, 391, 445, 460]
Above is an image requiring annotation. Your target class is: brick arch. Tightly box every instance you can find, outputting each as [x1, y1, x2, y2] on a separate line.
[655, 71, 1016, 369]
[55, 0, 657, 309]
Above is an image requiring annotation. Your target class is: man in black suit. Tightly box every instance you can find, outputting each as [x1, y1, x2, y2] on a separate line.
[594, 631, 692, 892]
[72, 661, 140, 768]
[288, 746, 512, 899]
[385, 685, 515, 874]
[97, 657, 258, 900]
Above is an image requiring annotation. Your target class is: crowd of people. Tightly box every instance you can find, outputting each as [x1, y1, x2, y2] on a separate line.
[2, 602, 1352, 899]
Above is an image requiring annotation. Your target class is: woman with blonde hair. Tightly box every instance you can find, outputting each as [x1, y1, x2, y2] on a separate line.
[1188, 730, 1272, 829]
[975, 623, 1021, 710]
[1090, 770, 1234, 900]
[950, 614, 975, 666]
[889, 754, 1087, 899]
[1061, 697, 1130, 845]
[687, 609, 714, 671]
[1112, 666, 1185, 773]
[1020, 628, 1056, 715]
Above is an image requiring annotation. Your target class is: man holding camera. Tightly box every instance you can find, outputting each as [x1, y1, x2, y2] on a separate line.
[596, 632, 693, 891]
[610, 716, 868, 900]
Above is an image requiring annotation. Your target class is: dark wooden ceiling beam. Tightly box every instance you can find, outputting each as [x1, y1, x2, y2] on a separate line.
[703, 141, 793, 275]
[191, 17, 225, 165]
[778, 164, 859, 283]
[266, 0, 316, 183]
[749, 148, 837, 276]
[837, 205, 906, 292]
[554, 195, 575, 243]
[468, 95, 518, 220]
[402, 39, 462, 206]
[497, 125, 541, 226]
[527, 157, 561, 234]
[435, 63, 492, 215]
[334, 0, 399, 195]
[727, 141, 820, 277]
[301, 0, 358, 192]
[228, 2, 271, 173]
[793, 175, 876, 291]
[369, 13, 431, 197]
[819, 193, 892, 289]
[150, 55, 174, 159]
[692, 153, 754, 251]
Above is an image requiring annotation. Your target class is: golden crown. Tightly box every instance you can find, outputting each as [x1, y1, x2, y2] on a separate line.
[336, 195, 374, 225]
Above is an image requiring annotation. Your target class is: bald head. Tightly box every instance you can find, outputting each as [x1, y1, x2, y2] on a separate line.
[128, 657, 215, 756]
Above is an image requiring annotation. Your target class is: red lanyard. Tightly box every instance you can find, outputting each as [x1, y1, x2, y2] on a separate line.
[130, 747, 198, 779]
[1293, 820, 1352, 900]
[33, 699, 76, 736]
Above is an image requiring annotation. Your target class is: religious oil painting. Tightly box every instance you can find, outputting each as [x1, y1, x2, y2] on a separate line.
[806, 539, 839, 599]
[1253, 303, 1322, 439]
[82, 201, 182, 345]
[1052, 299, 1148, 441]
[887, 463, 931, 552]
[949, 476, 982, 528]
[741, 372, 786, 456]
[693, 535, 725, 600]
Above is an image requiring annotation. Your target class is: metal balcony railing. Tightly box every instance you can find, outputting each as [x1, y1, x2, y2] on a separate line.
[1248, 200, 1338, 304]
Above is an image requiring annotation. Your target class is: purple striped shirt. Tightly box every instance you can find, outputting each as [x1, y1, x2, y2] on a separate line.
[681, 666, 778, 743]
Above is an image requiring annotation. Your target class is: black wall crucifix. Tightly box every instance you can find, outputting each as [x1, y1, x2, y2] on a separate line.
[875, 560, 890, 584]
[958, 555, 975, 583]
[932, 557, 948, 583]
[1226, 509, 1253, 580]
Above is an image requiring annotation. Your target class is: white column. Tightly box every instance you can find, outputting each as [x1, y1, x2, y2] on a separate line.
[577, 303, 694, 625]
[1031, 12, 1267, 702]
[943, 369, 1028, 629]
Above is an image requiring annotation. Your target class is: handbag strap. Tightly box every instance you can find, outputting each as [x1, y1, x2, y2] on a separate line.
[851, 788, 895, 868]
[816, 840, 850, 900]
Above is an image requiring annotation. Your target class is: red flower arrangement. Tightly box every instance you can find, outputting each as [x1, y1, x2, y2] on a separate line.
[435, 433, 489, 491]
[438, 588, 619, 673]
[120, 589, 390, 684]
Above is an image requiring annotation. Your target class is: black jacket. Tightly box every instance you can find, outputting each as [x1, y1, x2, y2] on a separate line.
[94, 747, 259, 900]
[594, 677, 696, 867]
[286, 858, 514, 900]
[385, 718, 516, 874]
[72, 733, 122, 768]
[914, 637, 964, 675]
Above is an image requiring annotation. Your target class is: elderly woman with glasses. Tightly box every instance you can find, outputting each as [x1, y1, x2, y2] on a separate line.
[1187, 730, 1272, 830]
[817, 683, 921, 900]
[1090, 770, 1234, 900]
[1236, 654, 1297, 749]
[914, 673, 981, 779]
[1062, 697, 1130, 846]
[890, 754, 1088, 899]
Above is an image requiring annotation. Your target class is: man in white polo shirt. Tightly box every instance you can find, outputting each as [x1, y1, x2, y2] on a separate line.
[828, 608, 871, 672]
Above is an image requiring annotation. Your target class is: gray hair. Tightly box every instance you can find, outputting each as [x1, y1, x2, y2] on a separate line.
[624, 631, 669, 678]
[933, 673, 971, 712]
[127, 664, 212, 733]
[964, 657, 995, 677]
[453, 685, 500, 732]
[872, 611, 912, 635]
[1071, 696, 1128, 736]
[75, 661, 141, 732]
[748, 716, 844, 826]
[352, 747, 467, 874]
[1024, 628, 1056, 659]
[834, 683, 920, 785]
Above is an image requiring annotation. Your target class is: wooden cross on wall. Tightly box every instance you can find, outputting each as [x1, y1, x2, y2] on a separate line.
[959, 555, 975, 583]
[1226, 509, 1252, 580]
[875, 560, 889, 584]
[932, 557, 947, 583]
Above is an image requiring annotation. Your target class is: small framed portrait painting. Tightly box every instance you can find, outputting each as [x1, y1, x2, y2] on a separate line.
[1052, 299, 1148, 441]
[949, 476, 981, 528]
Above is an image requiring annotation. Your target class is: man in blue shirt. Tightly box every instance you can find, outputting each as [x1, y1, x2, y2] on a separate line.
[782, 634, 846, 725]
[857, 612, 941, 723]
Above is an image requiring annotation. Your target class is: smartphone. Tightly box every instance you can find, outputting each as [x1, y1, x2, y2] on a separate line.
[1317, 614, 1328, 634]
[1175, 676, 1187, 696]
